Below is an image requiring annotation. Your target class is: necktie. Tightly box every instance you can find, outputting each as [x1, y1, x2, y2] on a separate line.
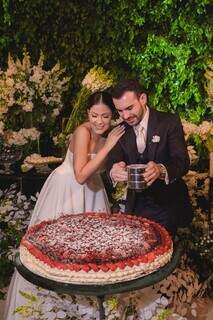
[135, 125, 146, 154]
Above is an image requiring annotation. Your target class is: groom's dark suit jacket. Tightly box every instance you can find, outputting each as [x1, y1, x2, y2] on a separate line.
[106, 108, 193, 228]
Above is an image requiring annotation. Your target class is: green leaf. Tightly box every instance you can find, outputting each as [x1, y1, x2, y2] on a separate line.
[18, 290, 38, 302]
[14, 305, 33, 317]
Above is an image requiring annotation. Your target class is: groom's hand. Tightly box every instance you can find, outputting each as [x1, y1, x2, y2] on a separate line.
[143, 161, 161, 186]
[110, 161, 128, 182]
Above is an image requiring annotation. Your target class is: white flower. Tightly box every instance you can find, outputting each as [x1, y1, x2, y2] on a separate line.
[52, 135, 59, 145]
[152, 135, 160, 143]
[56, 310, 67, 318]
[4, 128, 40, 146]
[52, 108, 60, 117]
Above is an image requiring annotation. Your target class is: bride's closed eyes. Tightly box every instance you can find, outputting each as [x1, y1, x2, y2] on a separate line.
[89, 112, 111, 119]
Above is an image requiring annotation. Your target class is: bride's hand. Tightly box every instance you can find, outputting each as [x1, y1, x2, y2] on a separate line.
[104, 125, 125, 151]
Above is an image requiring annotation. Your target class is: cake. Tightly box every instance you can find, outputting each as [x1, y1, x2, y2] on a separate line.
[20, 212, 173, 285]
[25, 153, 63, 165]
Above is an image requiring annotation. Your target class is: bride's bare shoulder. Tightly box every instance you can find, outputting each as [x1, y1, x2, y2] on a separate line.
[73, 123, 91, 140]
[69, 123, 92, 152]
[73, 122, 88, 132]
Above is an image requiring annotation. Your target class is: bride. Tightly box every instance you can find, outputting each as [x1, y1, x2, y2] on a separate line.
[28, 90, 125, 226]
[3, 91, 125, 320]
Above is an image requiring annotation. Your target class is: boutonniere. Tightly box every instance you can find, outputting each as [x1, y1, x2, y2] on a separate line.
[152, 135, 160, 143]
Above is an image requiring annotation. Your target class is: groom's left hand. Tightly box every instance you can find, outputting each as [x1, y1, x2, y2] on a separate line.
[143, 161, 161, 186]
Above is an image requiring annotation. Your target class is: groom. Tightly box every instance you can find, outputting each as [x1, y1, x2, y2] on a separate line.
[106, 79, 193, 236]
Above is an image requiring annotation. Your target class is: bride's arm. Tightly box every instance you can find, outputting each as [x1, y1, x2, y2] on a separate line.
[73, 125, 124, 184]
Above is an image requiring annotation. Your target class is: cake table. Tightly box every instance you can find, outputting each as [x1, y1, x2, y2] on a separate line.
[15, 241, 182, 320]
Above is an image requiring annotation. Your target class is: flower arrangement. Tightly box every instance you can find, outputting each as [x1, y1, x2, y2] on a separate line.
[182, 119, 213, 176]
[196, 121, 213, 153]
[155, 161, 211, 318]
[0, 49, 70, 157]
[63, 66, 114, 137]
[181, 119, 213, 153]
[15, 283, 172, 320]
[15, 289, 99, 320]
[154, 256, 206, 318]
[0, 184, 36, 296]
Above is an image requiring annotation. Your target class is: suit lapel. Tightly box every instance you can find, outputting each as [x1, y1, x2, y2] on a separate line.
[120, 124, 138, 163]
[147, 109, 160, 161]
[120, 125, 137, 213]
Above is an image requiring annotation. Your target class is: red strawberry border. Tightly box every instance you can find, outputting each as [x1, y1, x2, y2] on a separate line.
[21, 213, 173, 273]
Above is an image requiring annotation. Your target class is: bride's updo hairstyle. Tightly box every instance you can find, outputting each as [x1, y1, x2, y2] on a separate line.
[86, 91, 115, 114]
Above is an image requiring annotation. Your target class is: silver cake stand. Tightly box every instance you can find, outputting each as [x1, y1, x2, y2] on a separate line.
[15, 241, 182, 320]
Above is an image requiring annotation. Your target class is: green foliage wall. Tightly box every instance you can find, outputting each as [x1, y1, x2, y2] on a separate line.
[0, 0, 212, 121]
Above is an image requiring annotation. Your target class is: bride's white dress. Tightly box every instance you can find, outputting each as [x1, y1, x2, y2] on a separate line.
[29, 149, 111, 226]
[3, 149, 167, 320]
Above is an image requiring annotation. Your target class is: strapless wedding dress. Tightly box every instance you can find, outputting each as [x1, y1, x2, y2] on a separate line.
[30, 149, 110, 226]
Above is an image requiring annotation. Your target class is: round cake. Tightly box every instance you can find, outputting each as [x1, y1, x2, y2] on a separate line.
[20, 212, 173, 285]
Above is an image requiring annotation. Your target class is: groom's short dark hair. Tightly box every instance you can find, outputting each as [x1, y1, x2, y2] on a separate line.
[112, 79, 147, 99]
